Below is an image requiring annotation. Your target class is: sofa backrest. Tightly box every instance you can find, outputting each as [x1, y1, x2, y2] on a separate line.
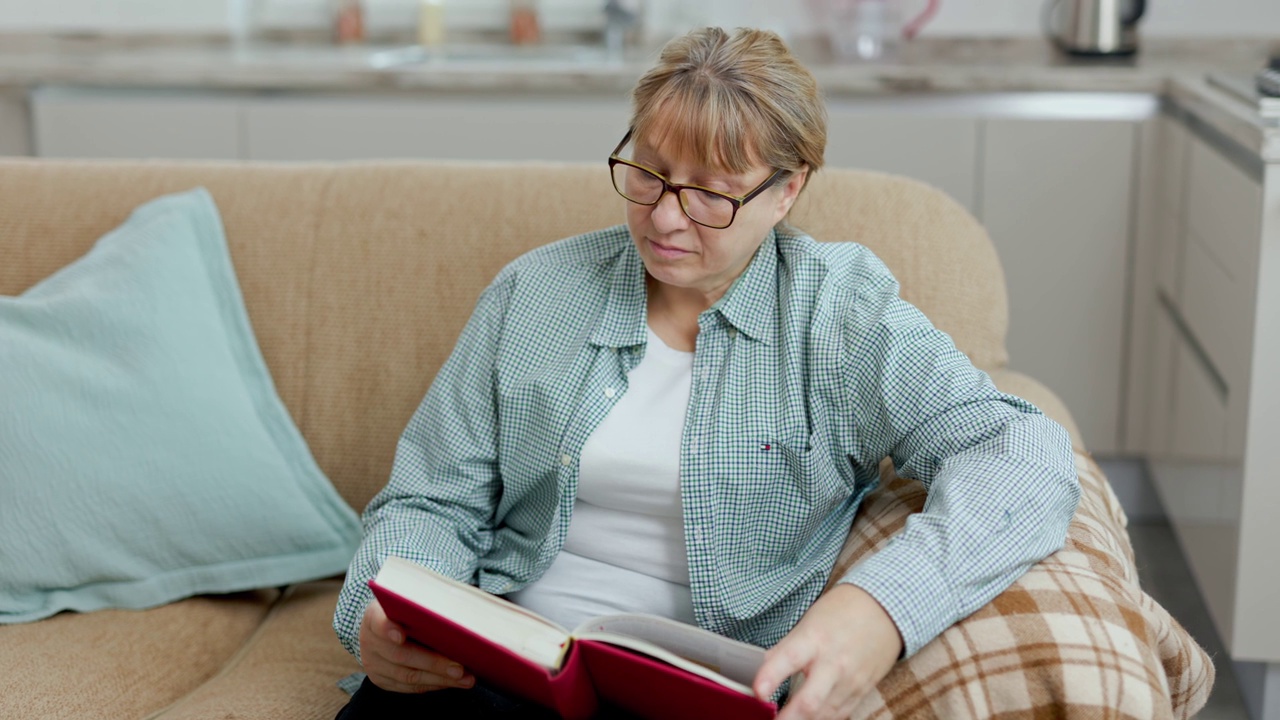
[0, 160, 1007, 512]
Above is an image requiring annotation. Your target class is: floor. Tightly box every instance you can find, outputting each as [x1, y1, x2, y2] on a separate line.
[1127, 518, 1251, 719]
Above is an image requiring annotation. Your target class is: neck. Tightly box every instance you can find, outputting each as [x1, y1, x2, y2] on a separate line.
[645, 275, 718, 352]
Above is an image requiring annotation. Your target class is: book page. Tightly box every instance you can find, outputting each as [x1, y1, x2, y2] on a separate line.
[375, 556, 570, 670]
[572, 614, 766, 691]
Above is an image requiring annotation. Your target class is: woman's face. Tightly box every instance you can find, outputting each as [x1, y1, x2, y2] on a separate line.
[625, 133, 807, 303]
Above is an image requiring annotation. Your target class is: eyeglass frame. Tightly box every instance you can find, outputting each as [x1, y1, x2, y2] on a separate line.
[607, 129, 787, 230]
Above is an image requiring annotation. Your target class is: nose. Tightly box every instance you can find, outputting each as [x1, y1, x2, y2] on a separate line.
[649, 189, 691, 234]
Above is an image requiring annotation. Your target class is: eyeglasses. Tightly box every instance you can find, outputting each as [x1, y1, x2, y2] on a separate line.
[608, 129, 785, 230]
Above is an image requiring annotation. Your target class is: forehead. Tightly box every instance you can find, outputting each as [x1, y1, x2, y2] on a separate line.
[632, 97, 765, 176]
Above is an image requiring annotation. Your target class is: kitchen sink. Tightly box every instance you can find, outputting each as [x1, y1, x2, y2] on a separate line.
[367, 44, 612, 69]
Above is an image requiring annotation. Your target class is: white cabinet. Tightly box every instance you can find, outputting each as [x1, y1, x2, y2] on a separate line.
[1139, 107, 1280, 664]
[825, 101, 979, 213]
[245, 94, 630, 162]
[0, 89, 30, 156]
[31, 88, 242, 160]
[981, 118, 1137, 454]
[29, 88, 633, 164]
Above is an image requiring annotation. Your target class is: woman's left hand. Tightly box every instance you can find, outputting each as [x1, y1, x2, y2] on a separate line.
[753, 583, 903, 720]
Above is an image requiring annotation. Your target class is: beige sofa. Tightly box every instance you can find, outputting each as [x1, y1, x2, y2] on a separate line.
[0, 159, 1212, 719]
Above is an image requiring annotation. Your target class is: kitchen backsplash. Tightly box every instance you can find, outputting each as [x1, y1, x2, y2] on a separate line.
[0, 0, 1277, 40]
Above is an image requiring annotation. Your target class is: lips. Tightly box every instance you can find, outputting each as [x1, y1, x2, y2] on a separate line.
[648, 238, 692, 259]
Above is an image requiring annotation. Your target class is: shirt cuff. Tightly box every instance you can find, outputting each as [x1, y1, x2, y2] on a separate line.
[837, 539, 961, 658]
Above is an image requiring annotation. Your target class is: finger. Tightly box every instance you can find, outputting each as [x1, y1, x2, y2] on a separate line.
[365, 643, 477, 694]
[366, 672, 450, 694]
[366, 600, 407, 645]
[378, 638, 467, 678]
[388, 660, 476, 691]
[367, 668, 469, 695]
[776, 666, 840, 720]
[754, 640, 813, 701]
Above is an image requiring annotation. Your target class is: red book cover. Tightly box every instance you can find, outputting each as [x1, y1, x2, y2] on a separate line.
[370, 581, 599, 720]
[369, 566, 777, 720]
[578, 640, 777, 720]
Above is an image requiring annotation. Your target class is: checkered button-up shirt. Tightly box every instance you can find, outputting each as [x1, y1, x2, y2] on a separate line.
[334, 225, 1080, 661]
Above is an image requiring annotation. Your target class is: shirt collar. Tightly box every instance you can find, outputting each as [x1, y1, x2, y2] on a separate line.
[711, 229, 778, 346]
[589, 230, 649, 349]
[589, 227, 779, 348]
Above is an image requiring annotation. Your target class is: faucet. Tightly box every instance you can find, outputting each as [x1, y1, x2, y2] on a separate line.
[603, 0, 640, 60]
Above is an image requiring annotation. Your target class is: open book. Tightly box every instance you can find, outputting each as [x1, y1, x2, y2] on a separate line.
[369, 555, 778, 720]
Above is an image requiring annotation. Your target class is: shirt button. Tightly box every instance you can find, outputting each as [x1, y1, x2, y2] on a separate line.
[728, 327, 738, 340]
[604, 387, 616, 398]
[560, 454, 572, 467]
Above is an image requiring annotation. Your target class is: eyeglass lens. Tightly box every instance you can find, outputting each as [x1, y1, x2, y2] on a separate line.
[611, 163, 737, 229]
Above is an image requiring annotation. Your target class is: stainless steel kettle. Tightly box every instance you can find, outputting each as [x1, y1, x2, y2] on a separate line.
[1046, 0, 1147, 56]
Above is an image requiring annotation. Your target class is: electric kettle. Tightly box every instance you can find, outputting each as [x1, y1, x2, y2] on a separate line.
[1046, 0, 1146, 57]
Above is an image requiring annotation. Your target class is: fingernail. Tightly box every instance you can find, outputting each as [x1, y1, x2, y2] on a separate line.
[388, 630, 403, 644]
[458, 676, 475, 688]
[447, 665, 463, 679]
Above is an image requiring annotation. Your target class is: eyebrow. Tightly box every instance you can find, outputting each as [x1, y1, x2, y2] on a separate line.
[633, 147, 747, 192]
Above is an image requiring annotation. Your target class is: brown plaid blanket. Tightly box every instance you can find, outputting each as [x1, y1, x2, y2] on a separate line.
[821, 450, 1214, 719]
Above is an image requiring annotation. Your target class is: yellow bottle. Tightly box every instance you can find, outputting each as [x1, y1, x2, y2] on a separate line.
[418, 0, 445, 48]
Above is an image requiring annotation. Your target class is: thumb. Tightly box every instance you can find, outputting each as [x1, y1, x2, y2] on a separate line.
[753, 640, 810, 701]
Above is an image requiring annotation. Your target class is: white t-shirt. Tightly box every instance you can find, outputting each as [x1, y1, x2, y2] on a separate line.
[506, 327, 696, 628]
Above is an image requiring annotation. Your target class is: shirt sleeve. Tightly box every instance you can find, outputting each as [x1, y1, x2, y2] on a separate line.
[332, 272, 514, 661]
[835, 261, 1081, 658]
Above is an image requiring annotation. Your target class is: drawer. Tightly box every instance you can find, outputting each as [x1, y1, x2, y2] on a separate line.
[1153, 207, 1183, 299]
[1145, 302, 1179, 456]
[1184, 133, 1263, 285]
[1169, 332, 1229, 462]
[1179, 229, 1252, 389]
[1156, 117, 1190, 221]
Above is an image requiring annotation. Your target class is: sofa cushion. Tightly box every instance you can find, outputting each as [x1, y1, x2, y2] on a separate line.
[0, 188, 361, 622]
[0, 590, 278, 719]
[142, 581, 358, 720]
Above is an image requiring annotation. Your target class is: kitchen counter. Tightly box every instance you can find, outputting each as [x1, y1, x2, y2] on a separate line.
[1, 34, 1277, 160]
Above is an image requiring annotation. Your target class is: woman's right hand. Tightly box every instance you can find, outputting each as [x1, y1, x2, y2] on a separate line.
[359, 598, 477, 693]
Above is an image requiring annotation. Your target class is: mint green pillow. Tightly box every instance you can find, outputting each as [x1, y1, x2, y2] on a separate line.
[0, 188, 362, 623]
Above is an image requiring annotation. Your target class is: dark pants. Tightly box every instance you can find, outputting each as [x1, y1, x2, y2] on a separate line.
[335, 676, 641, 720]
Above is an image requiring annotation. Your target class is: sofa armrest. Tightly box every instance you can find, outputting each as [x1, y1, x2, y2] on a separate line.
[987, 368, 1084, 452]
[824, 450, 1214, 718]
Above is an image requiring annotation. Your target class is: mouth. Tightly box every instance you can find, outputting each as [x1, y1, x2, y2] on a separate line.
[647, 238, 692, 259]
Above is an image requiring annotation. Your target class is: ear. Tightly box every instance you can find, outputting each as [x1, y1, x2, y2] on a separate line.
[772, 165, 809, 223]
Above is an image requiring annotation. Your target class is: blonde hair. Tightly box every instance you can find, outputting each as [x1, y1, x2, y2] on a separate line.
[629, 27, 826, 189]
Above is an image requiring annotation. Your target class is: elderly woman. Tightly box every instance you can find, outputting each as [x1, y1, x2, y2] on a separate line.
[333, 26, 1079, 720]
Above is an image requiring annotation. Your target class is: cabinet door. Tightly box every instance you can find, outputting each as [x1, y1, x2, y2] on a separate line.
[825, 101, 979, 213]
[981, 118, 1137, 454]
[0, 90, 31, 156]
[31, 88, 242, 160]
[245, 94, 630, 162]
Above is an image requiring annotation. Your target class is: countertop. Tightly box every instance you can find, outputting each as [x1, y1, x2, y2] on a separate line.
[1, 33, 1277, 161]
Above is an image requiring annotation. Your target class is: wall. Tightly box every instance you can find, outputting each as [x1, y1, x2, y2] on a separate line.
[0, 0, 1276, 39]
